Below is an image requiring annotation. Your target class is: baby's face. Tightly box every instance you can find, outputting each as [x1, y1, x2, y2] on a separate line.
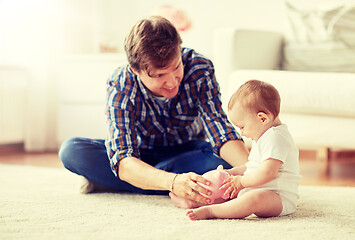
[229, 104, 266, 141]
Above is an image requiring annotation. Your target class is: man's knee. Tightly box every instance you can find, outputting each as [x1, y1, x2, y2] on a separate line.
[58, 137, 82, 169]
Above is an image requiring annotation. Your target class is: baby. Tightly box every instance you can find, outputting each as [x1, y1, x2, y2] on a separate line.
[186, 79, 301, 220]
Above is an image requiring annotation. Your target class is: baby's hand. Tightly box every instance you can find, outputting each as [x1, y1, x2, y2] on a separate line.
[219, 176, 244, 199]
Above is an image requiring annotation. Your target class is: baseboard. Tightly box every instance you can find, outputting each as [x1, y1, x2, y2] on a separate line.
[0, 143, 24, 154]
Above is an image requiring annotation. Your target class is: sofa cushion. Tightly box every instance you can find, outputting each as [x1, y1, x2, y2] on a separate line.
[281, 112, 355, 149]
[225, 70, 355, 118]
[282, 1, 355, 73]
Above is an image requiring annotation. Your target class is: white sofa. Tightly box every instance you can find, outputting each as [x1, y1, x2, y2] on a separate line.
[214, 28, 355, 176]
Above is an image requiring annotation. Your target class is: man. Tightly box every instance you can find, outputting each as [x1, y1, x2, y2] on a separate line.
[59, 16, 248, 205]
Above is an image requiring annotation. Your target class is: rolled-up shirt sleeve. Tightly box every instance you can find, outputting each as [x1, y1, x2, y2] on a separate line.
[104, 80, 140, 177]
[197, 64, 242, 155]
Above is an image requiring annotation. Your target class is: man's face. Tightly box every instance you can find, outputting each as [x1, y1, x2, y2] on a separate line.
[133, 54, 184, 99]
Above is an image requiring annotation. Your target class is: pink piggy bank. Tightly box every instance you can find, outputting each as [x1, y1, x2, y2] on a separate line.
[198, 165, 231, 203]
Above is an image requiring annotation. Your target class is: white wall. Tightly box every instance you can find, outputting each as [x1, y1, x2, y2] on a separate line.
[0, 0, 65, 150]
[0, 0, 96, 150]
[0, 0, 286, 151]
[91, 0, 286, 58]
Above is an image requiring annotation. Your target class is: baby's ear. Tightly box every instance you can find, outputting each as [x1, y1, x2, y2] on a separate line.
[257, 112, 269, 124]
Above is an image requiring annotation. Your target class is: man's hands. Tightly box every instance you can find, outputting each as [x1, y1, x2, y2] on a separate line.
[220, 175, 245, 199]
[172, 172, 213, 204]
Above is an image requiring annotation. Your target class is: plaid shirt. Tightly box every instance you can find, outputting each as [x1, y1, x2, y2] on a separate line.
[105, 48, 241, 175]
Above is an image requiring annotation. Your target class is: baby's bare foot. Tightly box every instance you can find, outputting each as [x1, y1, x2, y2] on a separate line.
[186, 210, 198, 220]
[169, 192, 204, 209]
[186, 207, 213, 220]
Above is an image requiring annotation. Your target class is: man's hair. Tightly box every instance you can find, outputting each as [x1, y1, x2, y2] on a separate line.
[124, 16, 183, 75]
[228, 80, 281, 118]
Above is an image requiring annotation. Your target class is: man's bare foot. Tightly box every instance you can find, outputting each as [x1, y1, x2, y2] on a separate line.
[186, 207, 214, 220]
[169, 192, 205, 209]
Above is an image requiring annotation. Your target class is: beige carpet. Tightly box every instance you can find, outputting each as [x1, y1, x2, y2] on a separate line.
[0, 164, 354, 240]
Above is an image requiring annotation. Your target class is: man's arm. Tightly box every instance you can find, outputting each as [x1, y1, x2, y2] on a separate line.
[219, 139, 249, 167]
[118, 156, 212, 204]
[194, 62, 248, 166]
[118, 156, 175, 191]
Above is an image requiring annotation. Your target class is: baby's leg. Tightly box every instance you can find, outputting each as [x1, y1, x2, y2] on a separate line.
[186, 189, 282, 220]
[169, 192, 205, 209]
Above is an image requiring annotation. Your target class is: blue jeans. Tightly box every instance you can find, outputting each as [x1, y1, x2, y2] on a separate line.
[58, 137, 232, 195]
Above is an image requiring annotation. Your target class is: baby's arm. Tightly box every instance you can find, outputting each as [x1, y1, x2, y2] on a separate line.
[240, 158, 282, 188]
[221, 158, 282, 198]
[225, 165, 246, 176]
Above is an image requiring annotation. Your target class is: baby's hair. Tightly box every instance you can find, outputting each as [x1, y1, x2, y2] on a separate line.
[228, 80, 281, 118]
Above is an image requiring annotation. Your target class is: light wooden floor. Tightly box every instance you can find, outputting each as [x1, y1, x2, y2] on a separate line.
[0, 148, 354, 187]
